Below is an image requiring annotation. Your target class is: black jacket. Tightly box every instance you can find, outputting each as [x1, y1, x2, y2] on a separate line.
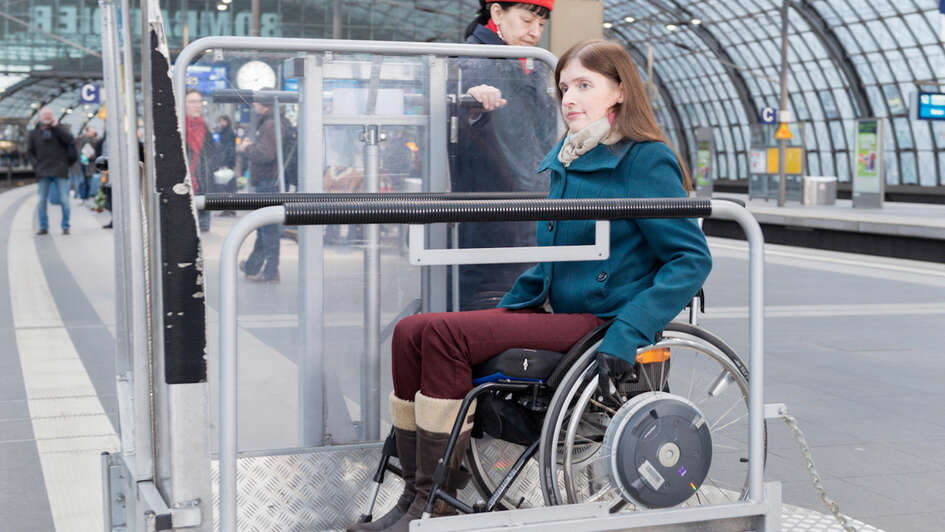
[215, 125, 237, 169]
[451, 25, 560, 308]
[245, 109, 278, 186]
[28, 124, 75, 178]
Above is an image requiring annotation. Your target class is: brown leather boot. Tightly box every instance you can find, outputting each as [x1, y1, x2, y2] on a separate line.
[380, 392, 475, 532]
[348, 394, 417, 532]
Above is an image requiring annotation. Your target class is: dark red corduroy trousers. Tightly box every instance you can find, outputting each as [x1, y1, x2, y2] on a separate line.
[392, 308, 605, 400]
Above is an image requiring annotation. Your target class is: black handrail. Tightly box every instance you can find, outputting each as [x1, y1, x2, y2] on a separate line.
[200, 191, 546, 211]
[282, 197, 713, 226]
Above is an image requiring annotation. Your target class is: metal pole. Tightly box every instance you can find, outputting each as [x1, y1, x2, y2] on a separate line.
[361, 125, 381, 441]
[332, 0, 343, 39]
[219, 206, 287, 532]
[181, 0, 188, 47]
[251, 0, 260, 37]
[273, 106, 285, 193]
[296, 54, 326, 446]
[711, 201, 765, 502]
[777, 0, 789, 207]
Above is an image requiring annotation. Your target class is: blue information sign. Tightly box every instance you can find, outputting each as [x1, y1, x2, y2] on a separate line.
[917, 92, 945, 121]
[79, 83, 100, 104]
[185, 64, 230, 95]
[760, 107, 777, 124]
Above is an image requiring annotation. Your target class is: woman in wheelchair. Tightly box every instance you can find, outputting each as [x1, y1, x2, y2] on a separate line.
[348, 40, 712, 531]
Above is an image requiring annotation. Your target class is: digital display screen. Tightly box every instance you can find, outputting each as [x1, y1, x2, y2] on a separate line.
[186, 64, 230, 95]
[916, 91, 945, 121]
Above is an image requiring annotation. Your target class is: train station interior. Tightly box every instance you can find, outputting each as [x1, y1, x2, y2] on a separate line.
[1, 1, 944, 531]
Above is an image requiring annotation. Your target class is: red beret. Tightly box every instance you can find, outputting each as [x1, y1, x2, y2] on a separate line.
[487, 0, 554, 11]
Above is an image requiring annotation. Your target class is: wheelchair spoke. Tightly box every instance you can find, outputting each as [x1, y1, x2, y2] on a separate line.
[686, 359, 697, 400]
[588, 398, 618, 415]
[703, 477, 737, 504]
[659, 359, 667, 392]
[708, 397, 744, 431]
[711, 442, 743, 451]
[640, 362, 656, 392]
[712, 410, 748, 434]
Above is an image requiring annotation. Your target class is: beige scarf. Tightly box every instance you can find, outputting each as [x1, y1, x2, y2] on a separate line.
[557, 116, 623, 167]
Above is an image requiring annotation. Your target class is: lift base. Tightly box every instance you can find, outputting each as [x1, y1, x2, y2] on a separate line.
[410, 483, 782, 532]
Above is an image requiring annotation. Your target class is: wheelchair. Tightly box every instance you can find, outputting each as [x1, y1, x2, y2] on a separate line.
[357, 293, 766, 522]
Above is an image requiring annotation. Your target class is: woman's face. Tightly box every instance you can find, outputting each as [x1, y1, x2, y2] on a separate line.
[558, 59, 623, 133]
[492, 5, 546, 47]
[185, 92, 203, 119]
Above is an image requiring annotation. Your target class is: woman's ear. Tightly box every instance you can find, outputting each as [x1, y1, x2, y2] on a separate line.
[490, 3, 504, 22]
[617, 83, 625, 103]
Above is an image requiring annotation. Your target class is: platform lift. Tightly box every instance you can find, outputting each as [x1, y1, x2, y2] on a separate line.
[100, 5, 784, 531]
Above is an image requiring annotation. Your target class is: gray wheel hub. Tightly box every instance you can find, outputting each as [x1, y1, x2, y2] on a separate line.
[602, 392, 712, 508]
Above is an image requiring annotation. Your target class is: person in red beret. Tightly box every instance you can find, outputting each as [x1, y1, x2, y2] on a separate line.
[346, 4, 557, 531]
[450, 0, 559, 315]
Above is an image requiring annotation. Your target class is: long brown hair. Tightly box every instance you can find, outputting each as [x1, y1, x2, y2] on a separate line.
[555, 40, 692, 191]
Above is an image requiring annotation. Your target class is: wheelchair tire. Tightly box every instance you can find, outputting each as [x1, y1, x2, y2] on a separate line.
[466, 434, 546, 511]
[537, 322, 768, 508]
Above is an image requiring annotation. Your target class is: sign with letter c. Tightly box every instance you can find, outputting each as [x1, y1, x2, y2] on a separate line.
[80, 83, 100, 104]
[760, 107, 777, 124]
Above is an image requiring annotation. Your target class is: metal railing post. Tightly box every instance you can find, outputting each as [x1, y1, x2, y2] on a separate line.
[219, 206, 287, 531]
[710, 200, 765, 502]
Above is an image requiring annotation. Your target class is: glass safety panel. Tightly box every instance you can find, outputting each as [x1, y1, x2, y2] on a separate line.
[180, 47, 558, 452]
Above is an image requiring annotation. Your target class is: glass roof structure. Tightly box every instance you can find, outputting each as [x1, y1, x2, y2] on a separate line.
[603, 0, 945, 187]
[1, 0, 943, 187]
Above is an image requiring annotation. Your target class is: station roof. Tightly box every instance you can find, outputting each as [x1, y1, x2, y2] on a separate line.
[0, 0, 942, 186]
[602, 0, 945, 186]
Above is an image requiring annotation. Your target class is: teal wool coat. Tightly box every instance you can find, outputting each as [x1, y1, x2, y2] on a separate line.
[498, 139, 713, 362]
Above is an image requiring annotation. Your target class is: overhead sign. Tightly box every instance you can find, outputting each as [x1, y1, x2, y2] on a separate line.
[916, 91, 945, 121]
[760, 107, 777, 124]
[774, 123, 793, 140]
[79, 83, 100, 104]
[186, 64, 230, 95]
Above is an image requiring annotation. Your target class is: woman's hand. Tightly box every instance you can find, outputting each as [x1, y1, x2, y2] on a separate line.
[596, 351, 636, 404]
[467, 85, 507, 112]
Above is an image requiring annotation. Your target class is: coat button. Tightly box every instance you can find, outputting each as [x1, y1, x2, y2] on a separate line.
[596, 271, 608, 282]
[547, 221, 554, 231]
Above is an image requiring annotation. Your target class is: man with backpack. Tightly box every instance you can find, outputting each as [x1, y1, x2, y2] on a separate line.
[28, 106, 76, 235]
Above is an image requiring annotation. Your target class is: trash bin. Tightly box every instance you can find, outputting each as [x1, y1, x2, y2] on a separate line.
[802, 176, 837, 205]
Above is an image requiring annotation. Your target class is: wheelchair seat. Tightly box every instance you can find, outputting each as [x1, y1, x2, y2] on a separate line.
[471, 348, 565, 385]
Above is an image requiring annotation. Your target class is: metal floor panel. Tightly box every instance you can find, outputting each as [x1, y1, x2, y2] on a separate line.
[210, 445, 483, 531]
[782, 504, 884, 532]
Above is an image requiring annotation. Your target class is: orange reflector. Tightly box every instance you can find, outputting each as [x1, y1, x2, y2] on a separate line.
[636, 348, 670, 364]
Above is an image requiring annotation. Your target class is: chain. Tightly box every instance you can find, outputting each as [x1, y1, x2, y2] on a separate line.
[781, 413, 858, 532]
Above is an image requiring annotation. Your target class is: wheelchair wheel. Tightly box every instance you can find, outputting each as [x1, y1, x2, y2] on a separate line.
[538, 322, 767, 509]
[466, 434, 546, 510]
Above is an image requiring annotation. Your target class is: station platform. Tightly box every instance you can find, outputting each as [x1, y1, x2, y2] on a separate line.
[704, 194, 945, 263]
[3, 182, 944, 531]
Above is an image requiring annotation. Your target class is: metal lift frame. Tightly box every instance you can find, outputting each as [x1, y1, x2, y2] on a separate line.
[217, 198, 774, 532]
[101, 18, 779, 529]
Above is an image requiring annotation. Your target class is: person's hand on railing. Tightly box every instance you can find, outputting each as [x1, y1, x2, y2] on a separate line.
[466, 85, 506, 112]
